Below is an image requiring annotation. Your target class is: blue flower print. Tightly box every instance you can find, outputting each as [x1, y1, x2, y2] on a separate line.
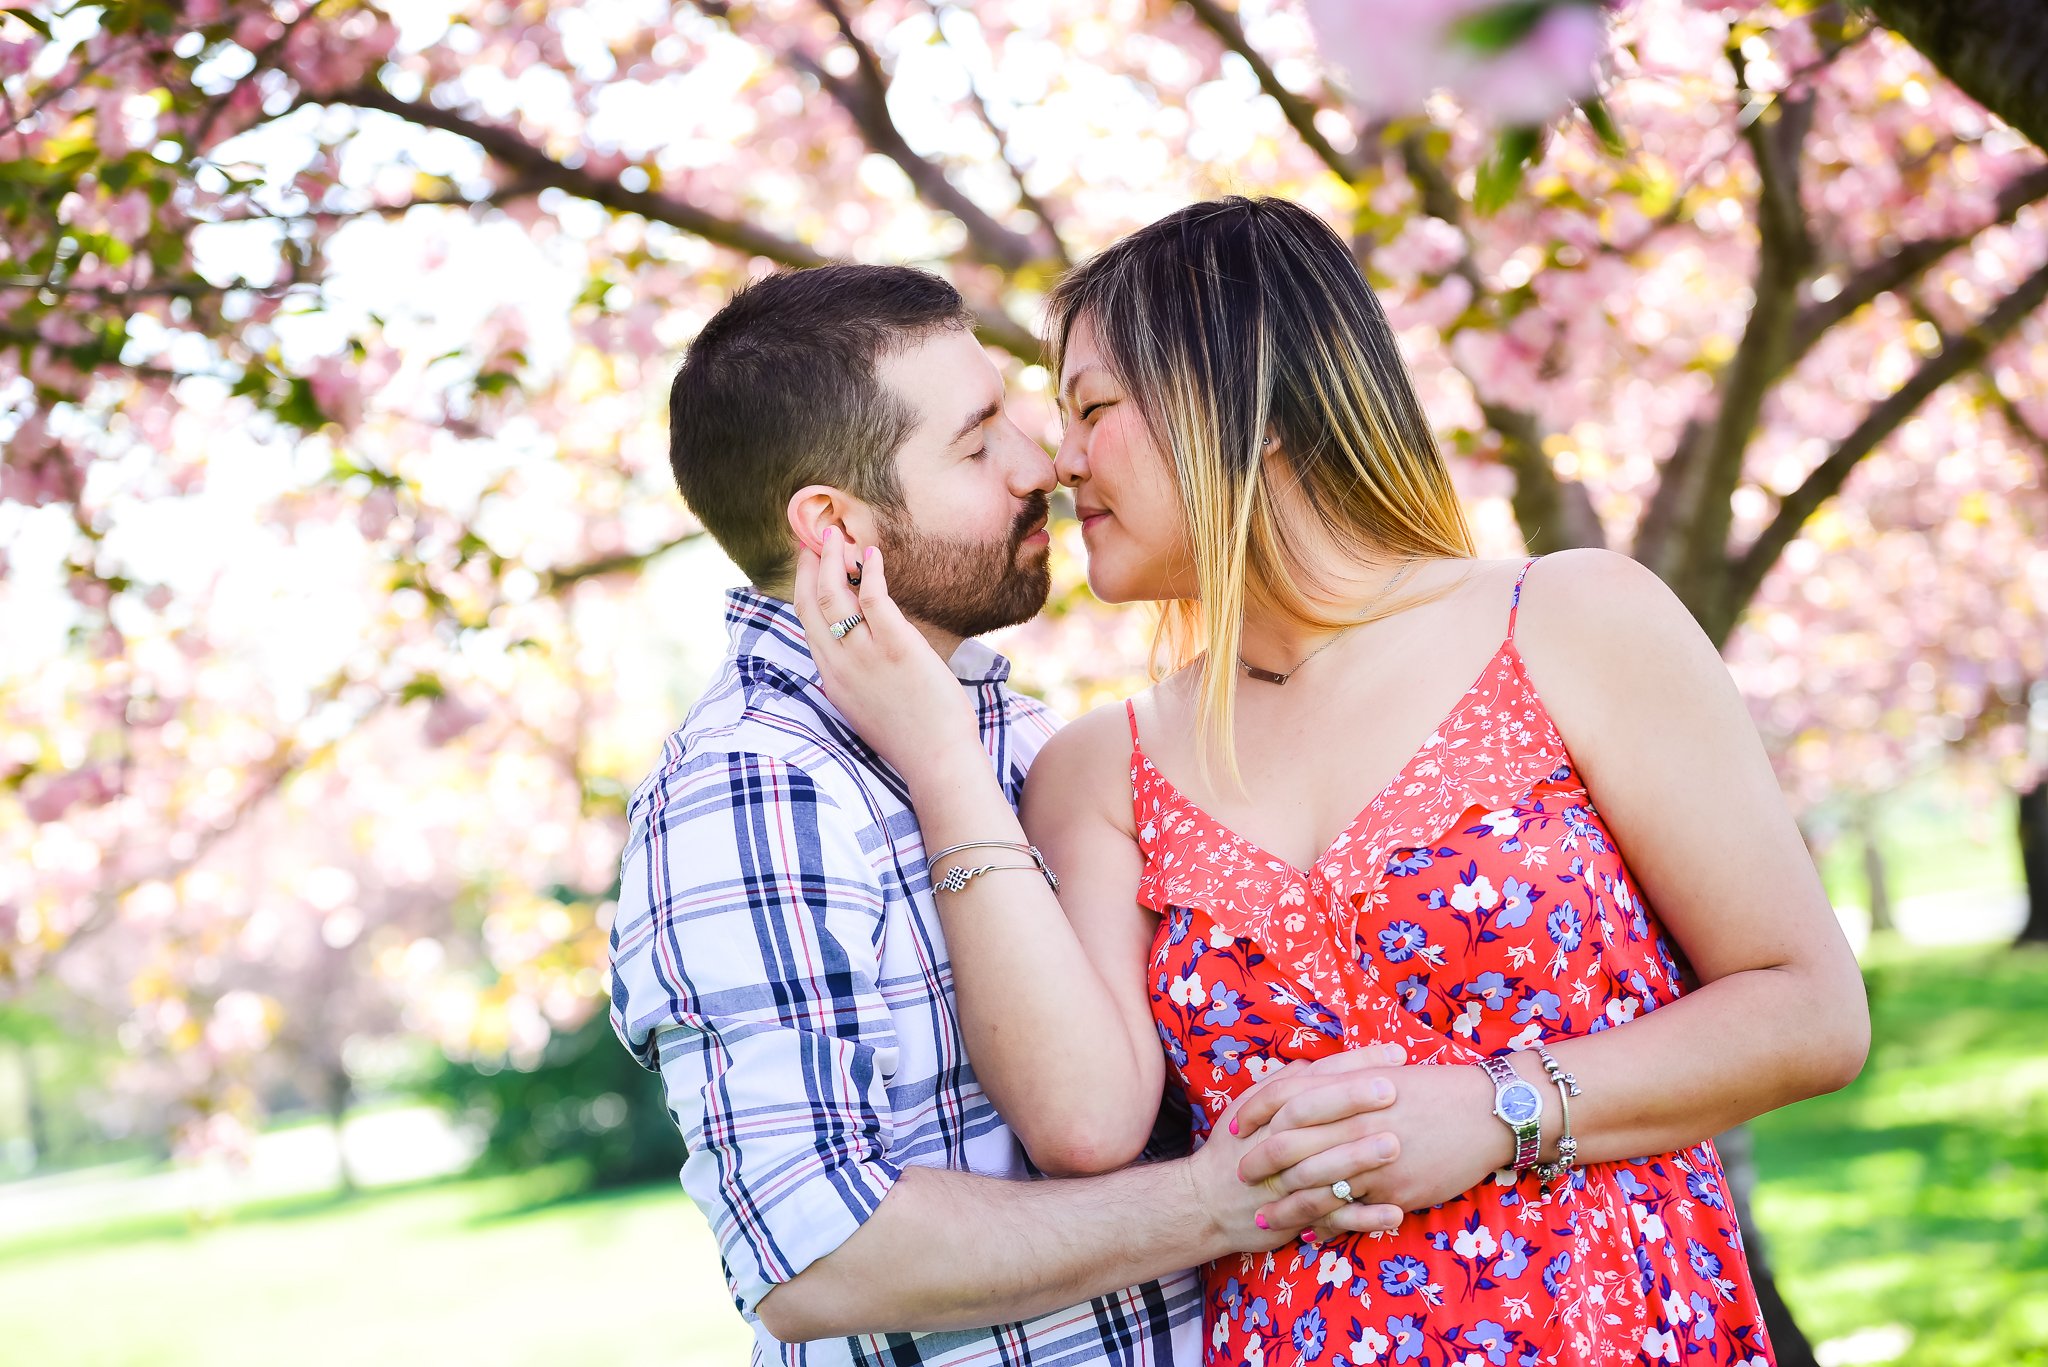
[1686, 1239, 1723, 1280]
[1220, 1277, 1244, 1319]
[1388, 1315, 1425, 1363]
[1425, 887, 1449, 910]
[1686, 1169, 1726, 1209]
[1511, 988, 1561, 1023]
[1465, 1320, 1514, 1366]
[1615, 1168, 1650, 1199]
[1204, 982, 1244, 1028]
[1495, 877, 1537, 930]
[1380, 921, 1427, 963]
[1518, 1345, 1543, 1367]
[1379, 1255, 1428, 1295]
[1208, 1034, 1249, 1075]
[1155, 1018, 1188, 1068]
[1244, 1297, 1271, 1332]
[1396, 973, 1429, 1013]
[1495, 1231, 1530, 1279]
[1540, 1250, 1571, 1297]
[1546, 902, 1583, 952]
[1690, 1292, 1718, 1340]
[1386, 847, 1435, 876]
[1293, 1306, 1327, 1361]
[1467, 971, 1512, 1010]
[1166, 906, 1193, 946]
[1295, 1003, 1344, 1038]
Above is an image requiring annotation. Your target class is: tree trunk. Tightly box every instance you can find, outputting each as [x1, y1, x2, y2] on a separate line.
[2018, 779, 2048, 943]
[324, 1063, 358, 1196]
[1864, 0, 2048, 151]
[1717, 1124, 1823, 1367]
[1855, 798, 1894, 934]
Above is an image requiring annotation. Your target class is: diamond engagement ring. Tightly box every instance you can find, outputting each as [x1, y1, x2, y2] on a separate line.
[827, 612, 865, 640]
[1330, 1179, 1357, 1202]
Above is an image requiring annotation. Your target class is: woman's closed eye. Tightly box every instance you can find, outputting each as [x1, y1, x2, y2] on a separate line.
[1080, 399, 1114, 422]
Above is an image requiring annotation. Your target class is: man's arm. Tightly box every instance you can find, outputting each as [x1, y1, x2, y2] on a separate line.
[612, 746, 1396, 1345]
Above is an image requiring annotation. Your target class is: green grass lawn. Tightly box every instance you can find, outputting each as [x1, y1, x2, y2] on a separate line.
[0, 1167, 753, 1367]
[1750, 936, 2048, 1364]
[3, 936, 2042, 1365]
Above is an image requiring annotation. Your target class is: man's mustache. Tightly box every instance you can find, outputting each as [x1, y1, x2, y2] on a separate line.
[1011, 494, 1052, 547]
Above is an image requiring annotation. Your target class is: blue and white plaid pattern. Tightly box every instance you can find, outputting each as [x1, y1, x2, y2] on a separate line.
[610, 587, 1201, 1367]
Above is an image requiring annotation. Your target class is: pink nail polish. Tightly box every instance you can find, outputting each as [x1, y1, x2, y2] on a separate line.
[1254, 1213, 1268, 1230]
[1299, 1230, 1315, 1243]
[1229, 1116, 1239, 1135]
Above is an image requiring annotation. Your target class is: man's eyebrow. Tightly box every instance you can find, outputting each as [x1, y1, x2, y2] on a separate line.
[950, 397, 1000, 446]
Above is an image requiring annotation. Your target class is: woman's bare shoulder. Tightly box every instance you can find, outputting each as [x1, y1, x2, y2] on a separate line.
[1022, 695, 1150, 836]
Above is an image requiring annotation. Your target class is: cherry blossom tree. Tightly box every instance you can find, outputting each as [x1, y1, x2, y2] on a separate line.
[2, 5, 2044, 1348]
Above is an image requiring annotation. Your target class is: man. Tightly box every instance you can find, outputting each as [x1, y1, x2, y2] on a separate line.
[607, 264, 1357, 1367]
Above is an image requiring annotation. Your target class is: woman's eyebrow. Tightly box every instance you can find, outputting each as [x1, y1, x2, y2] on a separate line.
[1059, 365, 1107, 408]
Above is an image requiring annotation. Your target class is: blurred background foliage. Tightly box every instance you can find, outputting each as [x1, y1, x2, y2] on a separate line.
[3, 0, 2046, 1363]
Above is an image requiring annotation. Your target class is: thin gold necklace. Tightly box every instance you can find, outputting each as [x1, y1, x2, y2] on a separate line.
[1237, 558, 1420, 685]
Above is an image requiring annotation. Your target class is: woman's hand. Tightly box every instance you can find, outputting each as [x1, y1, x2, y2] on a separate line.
[1233, 1051, 1510, 1223]
[1192, 1050, 1409, 1253]
[793, 529, 984, 787]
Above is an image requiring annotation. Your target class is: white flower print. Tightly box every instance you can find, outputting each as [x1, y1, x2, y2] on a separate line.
[1350, 1325, 1390, 1363]
[1642, 1327, 1680, 1362]
[1316, 1249, 1353, 1286]
[1481, 808, 1521, 837]
[1168, 972, 1204, 1006]
[1453, 1224, 1498, 1259]
[1450, 874, 1499, 913]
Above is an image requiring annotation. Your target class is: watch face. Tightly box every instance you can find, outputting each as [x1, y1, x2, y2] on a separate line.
[1500, 1082, 1542, 1125]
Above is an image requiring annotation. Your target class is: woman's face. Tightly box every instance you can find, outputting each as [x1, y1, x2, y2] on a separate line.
[1052, 314, 1193, 603]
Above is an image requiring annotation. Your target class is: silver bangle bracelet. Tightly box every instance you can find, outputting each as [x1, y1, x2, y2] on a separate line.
[1529, 1042, 1581, 1186]
[931, 862, 1050, 895]
[928, 840, 1059, 892]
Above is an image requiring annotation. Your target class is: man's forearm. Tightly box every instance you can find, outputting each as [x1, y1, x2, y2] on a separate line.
[755, 1160, 1225, 1343]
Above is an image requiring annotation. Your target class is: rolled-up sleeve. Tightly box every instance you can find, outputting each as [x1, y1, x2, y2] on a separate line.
[609, 750, 900, 1314]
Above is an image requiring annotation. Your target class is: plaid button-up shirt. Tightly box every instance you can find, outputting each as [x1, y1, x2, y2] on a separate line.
[610, 588, 1201, 1367]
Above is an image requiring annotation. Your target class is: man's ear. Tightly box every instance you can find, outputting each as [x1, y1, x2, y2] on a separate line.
[788, 485, 883, 561]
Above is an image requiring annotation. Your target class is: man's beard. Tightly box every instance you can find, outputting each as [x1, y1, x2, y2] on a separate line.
[874, 494, 1051, 639]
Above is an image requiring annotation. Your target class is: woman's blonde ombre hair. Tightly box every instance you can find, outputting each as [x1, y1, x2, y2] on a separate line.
[1045, 197, 1475, 782]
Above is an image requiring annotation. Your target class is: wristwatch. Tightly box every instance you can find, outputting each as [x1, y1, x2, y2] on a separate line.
[1478, 1054, 1544, 1172]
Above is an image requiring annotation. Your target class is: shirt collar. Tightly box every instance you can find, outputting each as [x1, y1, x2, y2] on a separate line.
[723, 586, 1014, 687]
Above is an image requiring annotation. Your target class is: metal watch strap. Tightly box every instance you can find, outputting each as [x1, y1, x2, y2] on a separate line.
[1478, 1054, 1543, 1172]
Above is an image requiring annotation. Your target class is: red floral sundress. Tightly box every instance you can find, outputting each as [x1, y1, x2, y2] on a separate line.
[1134, 560, 1773, 1367]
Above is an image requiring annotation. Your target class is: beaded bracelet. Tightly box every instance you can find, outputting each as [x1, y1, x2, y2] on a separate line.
[1529, 1042, 1581, 1186]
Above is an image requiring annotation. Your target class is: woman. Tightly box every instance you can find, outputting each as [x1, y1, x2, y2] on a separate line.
[794, 197, 1866, 1366]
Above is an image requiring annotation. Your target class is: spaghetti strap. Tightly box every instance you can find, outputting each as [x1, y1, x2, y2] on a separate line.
[1124, 699, 1141, 749]
[1506, 557, 1539, 640]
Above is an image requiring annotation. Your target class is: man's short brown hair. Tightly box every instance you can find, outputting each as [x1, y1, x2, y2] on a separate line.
[668, 265, 972, 586]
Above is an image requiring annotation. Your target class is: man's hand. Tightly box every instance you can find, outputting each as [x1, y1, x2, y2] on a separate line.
[1195, 1044, 1412, 1246]
[1233, 1048, 1509, 1227]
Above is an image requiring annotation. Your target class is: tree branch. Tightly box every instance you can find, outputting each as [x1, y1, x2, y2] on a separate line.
[1636, 49, 1817, 585]
[322, 81, 832, 268]
[785, 0, 1052, 272]
[1182, 0, 1364, 182]
[1730, 252, 2048, 608]
[1783, 160, 2048, 364]
[536, 530, 704, 595]
[922, 0, 1070, 265]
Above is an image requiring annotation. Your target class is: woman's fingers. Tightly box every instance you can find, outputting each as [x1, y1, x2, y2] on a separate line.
[792, 542, 826, 642]
[814, 527, 864, 633]
[1237, 1110, 1398, 1186]
[1267, 1131, 1403, 1196]
[1234, 1043, 1405, 1135]
[1306, 1202, 1405, 1242]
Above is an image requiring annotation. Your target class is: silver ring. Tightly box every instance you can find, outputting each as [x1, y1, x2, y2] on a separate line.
[827, 612, 865, 641]
[1331, 1179, 1356, 1202]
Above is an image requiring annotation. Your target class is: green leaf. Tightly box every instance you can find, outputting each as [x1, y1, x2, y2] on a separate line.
[1579, 92, 1627, 156]
[1448, 1, 1551, 55]
[0, 8, 54, 38]
[1476, 126, 1544, 215]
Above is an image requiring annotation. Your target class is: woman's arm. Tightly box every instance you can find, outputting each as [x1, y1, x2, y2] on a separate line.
[1233, 549, 1870, 1218]
[791, 536, 1170, 1173]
